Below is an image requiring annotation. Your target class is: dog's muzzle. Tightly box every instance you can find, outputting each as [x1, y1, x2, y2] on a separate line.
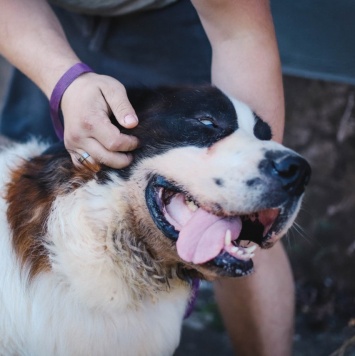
[260, 151, 311, 197]
[145, 151, 311, 277]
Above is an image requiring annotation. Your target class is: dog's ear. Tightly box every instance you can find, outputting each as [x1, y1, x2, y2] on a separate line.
[126, 87, 163, 112]
[110, 87, 164, 132]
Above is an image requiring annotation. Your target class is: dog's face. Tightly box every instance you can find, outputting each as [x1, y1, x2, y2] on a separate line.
[5, 86, 310, 288]
[112, 86, 311, 280]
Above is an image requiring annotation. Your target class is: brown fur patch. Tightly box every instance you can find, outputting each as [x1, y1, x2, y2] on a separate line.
[6, 154, 98, 280]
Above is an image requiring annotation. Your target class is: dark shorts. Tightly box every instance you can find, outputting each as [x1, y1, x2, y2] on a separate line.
[0, 0, 211, 142]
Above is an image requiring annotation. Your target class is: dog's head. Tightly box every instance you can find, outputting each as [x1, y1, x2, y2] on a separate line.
[107, 86, 311, 280]
[6, 86, 310, 289]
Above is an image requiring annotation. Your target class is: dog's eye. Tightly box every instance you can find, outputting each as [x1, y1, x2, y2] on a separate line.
[198, 117, 216, 127]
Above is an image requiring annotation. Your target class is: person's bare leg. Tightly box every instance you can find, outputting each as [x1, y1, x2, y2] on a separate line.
[214, 243, 294, 356]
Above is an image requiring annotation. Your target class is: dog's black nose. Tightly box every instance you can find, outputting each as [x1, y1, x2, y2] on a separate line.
[270, 154, 311, 196]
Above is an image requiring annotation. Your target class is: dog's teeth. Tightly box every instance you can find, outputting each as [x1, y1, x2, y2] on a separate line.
[244, 245, 257, 254]
[231, 246, 239, 253]
[186, 199, 198, 212]
[224, 230, 232, 246]
[224, 232, 257, 260]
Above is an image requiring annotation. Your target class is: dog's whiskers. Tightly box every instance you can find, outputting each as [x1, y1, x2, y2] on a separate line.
[290, 221, 313, 245]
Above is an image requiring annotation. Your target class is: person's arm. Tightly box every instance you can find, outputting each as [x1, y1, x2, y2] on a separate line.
[191, 1, 293, 355]
[192, 0, 284, 143]
[0, 0, 138, 168]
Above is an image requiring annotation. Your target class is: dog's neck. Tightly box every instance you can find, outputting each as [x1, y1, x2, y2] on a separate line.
[110, 226, 176, 303]
[4, 144, 193, 314]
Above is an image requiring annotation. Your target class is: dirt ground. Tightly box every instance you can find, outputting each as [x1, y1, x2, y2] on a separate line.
[1, 56, 355, 355]
[283, 77, 355, 356]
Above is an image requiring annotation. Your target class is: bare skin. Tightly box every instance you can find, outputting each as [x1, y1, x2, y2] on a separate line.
[0, 0, 138, 168]
[0, 0, 293, 355]
[191, 0, 285, 142]
[214, 244, 294, 356]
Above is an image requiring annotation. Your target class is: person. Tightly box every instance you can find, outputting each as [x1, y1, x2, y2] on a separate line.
[0, 0, 292, 355]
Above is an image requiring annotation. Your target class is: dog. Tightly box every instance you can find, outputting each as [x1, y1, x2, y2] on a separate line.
[0, 85, 310, 355]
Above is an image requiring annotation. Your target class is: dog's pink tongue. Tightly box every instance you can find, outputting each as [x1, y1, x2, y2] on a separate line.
[176, 209, 242, 264]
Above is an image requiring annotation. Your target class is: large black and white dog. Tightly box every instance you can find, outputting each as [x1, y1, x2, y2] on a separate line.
[0, 86, 310, 355]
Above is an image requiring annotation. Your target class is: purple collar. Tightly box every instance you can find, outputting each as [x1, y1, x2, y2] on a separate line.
[184, 278, 200, 319]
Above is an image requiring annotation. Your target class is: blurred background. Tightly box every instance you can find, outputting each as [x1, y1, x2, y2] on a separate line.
[1, 29, 355, 354]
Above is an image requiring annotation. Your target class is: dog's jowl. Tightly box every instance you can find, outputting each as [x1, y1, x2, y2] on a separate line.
[0, 86, 310, 355]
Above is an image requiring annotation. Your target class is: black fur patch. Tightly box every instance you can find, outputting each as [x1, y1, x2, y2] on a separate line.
[253, 114, 272, 141]
[42, 86, 239, 182]
[114, 86, 238, 178]
[213, 178, 224, 187]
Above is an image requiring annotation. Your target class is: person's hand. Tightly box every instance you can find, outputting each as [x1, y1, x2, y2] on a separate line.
[60, 72, 139, 168]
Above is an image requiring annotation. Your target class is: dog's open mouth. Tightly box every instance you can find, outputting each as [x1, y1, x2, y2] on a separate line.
[146, 175, 282, 277]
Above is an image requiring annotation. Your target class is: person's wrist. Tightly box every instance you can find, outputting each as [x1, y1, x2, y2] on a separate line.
[49, 63, 94, 140]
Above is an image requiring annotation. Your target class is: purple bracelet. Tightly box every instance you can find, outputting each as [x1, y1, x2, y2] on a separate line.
[50, 63, 93, 140]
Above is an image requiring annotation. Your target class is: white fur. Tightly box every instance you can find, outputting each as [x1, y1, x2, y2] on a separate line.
[0, 141, 190, 356]
[228, 97, 257, 135]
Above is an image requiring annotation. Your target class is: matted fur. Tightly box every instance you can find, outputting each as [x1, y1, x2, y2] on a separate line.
[0, 140, 189, 355]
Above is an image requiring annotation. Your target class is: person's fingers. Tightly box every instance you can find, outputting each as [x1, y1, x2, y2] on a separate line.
[70, 137, 134, 169]
[64, 108, 139, 156]
[70, 148, 96, 169]
[101, 78, 139, 129]
[60, 73, 139, 169]
[89, 114, 139, 152]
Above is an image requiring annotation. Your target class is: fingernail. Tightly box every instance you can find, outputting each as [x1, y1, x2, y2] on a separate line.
[124, 114, 138, 126]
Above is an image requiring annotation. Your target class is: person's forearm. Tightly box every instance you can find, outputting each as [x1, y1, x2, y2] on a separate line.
[0, 0, 139, 169]
[0, 0, 79, 98]
[191, 0, 284, 142]
[211, 36, 284, 143]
